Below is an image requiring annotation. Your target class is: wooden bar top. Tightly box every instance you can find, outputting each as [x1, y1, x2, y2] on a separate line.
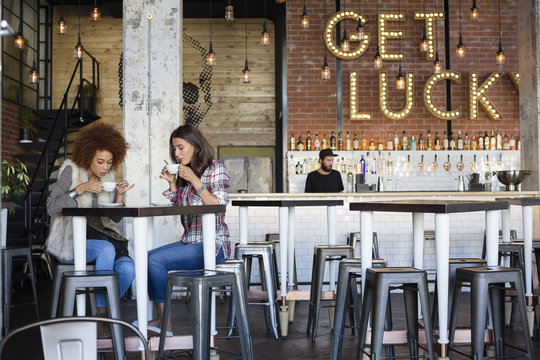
[62, 204, 226, 218]
[496, 197, 540, 206]
[231, 199, 344, 207]
[349, 200, 508, 214]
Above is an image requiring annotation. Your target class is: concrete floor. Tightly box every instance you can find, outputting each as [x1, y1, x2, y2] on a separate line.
[4, 272, 540, 359]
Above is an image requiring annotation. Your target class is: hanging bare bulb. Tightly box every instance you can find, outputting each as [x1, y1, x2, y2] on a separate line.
[14, 23, 24, 49]
[470, 0, 479, 22]
[356, 19, 365, 40]
[260, 21, 270, 46]
[29, 60, 39, 84]
[225, 0, 234, 22]
[342, 30, 350, 52]
[396, 63, 405, 90]
[275, 0, 285, 3]
[58, 10, 67, 34]
[206, 42, 216, 66]
[242, 59, 251, 83]
[90, 7, 101, 21]
[420, 29, 429, 52]
[433, 51, 442, 74]
[456, 34, 465, 58]
[321, 54, 331, 80]
[496, 40, 505, 66]
[74, 35, 84, 59]
[301, 2, 309, 29]
[373, 45, 383, 69]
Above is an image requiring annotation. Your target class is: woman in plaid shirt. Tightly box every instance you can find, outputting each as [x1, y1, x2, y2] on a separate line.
[146, 124, 230, 335]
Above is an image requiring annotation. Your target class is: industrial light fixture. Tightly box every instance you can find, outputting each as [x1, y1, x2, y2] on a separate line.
[419, 0, 428, 52]
[495, 0, 505, 66]
[260, 0, 270, 46]
[301, 1, 309, 29]
[206, 0, 216, 66]
[396, 0, 404, 90]
[433, 14, 441, 74]
[74, 0, 83, 59]
[373, 0, 382, 69]
[29, 59, 38, 84]
[456, 0, 465, 58]
[342, 30, 350, 52]
[241, 0, 251, 83]
[321, 54, 331, 80]
[58, 0, 67, 34]
[470, 0, 479, 22]
[356, 0, 364, 39]
[225, 0, 234, 22]
[90, 0, 100, 22]
[14, 23, 24, 49]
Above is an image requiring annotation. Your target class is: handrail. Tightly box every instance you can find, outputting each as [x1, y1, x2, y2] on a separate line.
[22, 51, 101, 240]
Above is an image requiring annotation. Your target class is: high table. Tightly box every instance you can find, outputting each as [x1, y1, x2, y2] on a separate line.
[497, 197, 540, 335]
[349, 200, 508, 359]
[231, 199, 343, 337]
[62, 204, 226, 350]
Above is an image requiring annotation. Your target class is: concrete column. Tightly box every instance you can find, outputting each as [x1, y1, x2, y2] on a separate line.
[518, 0, 540, 191]
[123, 1, 183, 248]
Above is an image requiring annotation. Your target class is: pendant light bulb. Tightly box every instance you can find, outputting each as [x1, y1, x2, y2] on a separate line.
[396, 63, 405, 90]
[74, 35, 84, 59]
[433, 51, 442, 74]
[341, 30, 350, 52]
[301, 2, 309, 29]
[90, 8, 100, 21]
[373, 45, 383, 69]
[206, 42, 216, 66]
[321, 54, 331, 80]
[14, 23, 24, 49]
[456, 34, 465, 58]
[420, 29, 429, 52]
[29, 60, 39, 84]
[275, 0, 285, 3]
[225, 0, 234, 22]
[242, 59, 251, 83]
[470, 0, 479, 22]
[496, 40, 505, 66]
[356, 20, 365, 40]
[260, 21, 270, 46]
[58, 10, 67, 34]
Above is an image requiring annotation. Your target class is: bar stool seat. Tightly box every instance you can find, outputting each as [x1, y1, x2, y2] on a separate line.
[307, 244, 354, 342]
[449, 266, 533, 360]
[50, 263, 96, 318]
[157, 269, 253, 360]
[357, 267, 436, 360]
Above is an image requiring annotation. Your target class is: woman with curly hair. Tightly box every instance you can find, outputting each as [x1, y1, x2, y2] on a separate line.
[145, 124, 230, 335]
[46, 122, 135, 329]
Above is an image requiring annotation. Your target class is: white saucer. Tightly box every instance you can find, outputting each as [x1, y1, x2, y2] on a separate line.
[99, 203, 122, 208]
[151, 202, 173, 207]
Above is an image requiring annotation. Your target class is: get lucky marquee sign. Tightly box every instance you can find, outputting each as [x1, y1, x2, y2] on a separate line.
[324, 10, 519, 121]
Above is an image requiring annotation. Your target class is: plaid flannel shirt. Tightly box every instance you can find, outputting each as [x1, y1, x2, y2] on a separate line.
[162, 160, 231, 258]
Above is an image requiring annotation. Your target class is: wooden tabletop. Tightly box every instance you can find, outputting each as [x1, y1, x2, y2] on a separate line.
[496, 197, 540, 206]
[231, 199, 344, 207]
[62, 204, 226, 218]
[349, 200, 508, 214]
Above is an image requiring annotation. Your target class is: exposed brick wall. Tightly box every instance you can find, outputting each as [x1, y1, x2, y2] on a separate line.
[2, 99, 37, 163]
[286, 0, 519, 143]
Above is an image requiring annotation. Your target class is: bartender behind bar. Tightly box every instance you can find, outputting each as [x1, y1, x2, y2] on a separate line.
[305, 149, 344, 193]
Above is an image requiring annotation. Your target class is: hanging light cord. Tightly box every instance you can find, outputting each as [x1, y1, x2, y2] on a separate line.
[458, 0, 462, 34]
[245, 0, 248, 60]
[209, 0, 212, 42]
[78, 0, 81, 34]
[498, 0, 501, 41]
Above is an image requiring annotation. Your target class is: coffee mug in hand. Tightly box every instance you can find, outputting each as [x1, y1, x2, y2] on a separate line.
[166, 164, 180, 174]
[102, 182, 117, 192]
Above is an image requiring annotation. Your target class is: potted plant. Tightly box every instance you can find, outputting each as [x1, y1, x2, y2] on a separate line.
[19, 105, 35, 143]
[78, 83, 97, 114]
[1, 159, 30, 215]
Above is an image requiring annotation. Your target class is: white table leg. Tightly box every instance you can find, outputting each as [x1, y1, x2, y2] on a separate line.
[412, 213, 425, 320]
[279, 207, 288, 298]
[360, 211, 373, 292]
[485, 210, 500, 267]
[435, 213, 450, 346]
[202, 213, 217, 337]
[73, 216, 87, 316]
[522, 206, 533, 297]
[147, 218, 154, 320]
[239, 206, 249, 245]
[287, 207, 295, 289]
[133, 217, 148, 340]
[501, 209, 511, 267]
[327, 205, 337, 291]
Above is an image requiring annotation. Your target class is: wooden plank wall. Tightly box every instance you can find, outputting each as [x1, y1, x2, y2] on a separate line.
[51, 9, 276, 156]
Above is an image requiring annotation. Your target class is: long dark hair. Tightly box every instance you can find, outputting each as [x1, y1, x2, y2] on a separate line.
[169, 124, 214, 187]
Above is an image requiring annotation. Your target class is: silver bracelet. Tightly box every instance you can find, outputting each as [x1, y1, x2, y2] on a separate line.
[69, 189, 79, 199]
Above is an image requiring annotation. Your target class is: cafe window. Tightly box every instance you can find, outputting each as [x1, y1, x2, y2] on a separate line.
[2, 0, 41, 108]
[219, 147, 275, 193]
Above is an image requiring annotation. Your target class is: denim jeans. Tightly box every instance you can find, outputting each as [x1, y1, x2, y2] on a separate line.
[60, 239, 135, 308]
[148, 241, 226, 302]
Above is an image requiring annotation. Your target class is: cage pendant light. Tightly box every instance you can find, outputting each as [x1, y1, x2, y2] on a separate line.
[225, 0, 234, 22]
[301, 1, 309, 29]
[90, 0, 101, 22]
[396, 0, 405, 90]
[29, 59, 39, 84]
[373, 0, 382, 68]
[206, 0, 216, 66]
[356, 0, 364, 39]
[241, 0, 251, 83]
[470, 0, 479, 22]
[432, 9, 441, 74]
[456, 0, 465, 58]
[341, 0, 350, 51]
[14, 23, 24, 49]
[419, 0, 428, 52]
[495, 0, 505, 66]
[321, 0, 331, 80]
[74, 1, 84, 59]
[58, 0, 67, 34]
[260, 0, 270, 46]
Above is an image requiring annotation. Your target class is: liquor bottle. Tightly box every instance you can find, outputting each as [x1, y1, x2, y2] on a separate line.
[418, 133, 425, 150]
[517, 137, 521, 150]
[387, 152, 394, 174]
[502, 133, 509, 149]
[401, 130, 408, 150]
[464, 132, 470, 150]
[290, 134, 296, 151]
[353, 132, 359, 150]
[478, 131, 485, 150]
[443, 130, 449, 150]
[360, 155, 366, 174]
[288, 155, 296, 175]
[410, 136, 417, 151]
[330, 131, 336, 150]
[426, 129, 433, 150]
[337, 131, 343, 151]
[393, 131, 400, 151]
[322, 133, 328, 149]
[449, 131, 456, 150]
[509, 134, 516, 150]
[489, 130, 496, 150]
[377, 136, 384, 151]
[387, 133, 394, 151]
[341, 157, 346, 173]
[484, 131, 490, 150]
[297, 135, 305, 151]
[369, 135, 376, 151]
[434, 131, 441, 150]
[295, 161, 302, 174]
[306, 131, 312, 151]
[302, 158, 308, 174]
[457, 130, 463, 150]
[471, 134, 477, 150]
[361, 131, 368, 151]
[314, 132, 321, 151]
[347, 165, 354, 193]
[346, 131, 352, 151]
[496, 130, 502, 150]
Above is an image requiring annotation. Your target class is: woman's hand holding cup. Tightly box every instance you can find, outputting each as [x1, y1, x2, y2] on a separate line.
[160, 165, 177, 184]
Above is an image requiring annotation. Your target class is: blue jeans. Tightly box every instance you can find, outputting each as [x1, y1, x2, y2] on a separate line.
[60, 239, 135, 308]
[148, 241, 226, 302]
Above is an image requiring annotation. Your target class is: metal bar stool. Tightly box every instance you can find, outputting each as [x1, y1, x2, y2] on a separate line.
[215, 259, 248, 338]
[2, 246, 39, 335]
[50, 263, 96, 318]
[157, 269, 253, 360]
[348, 232, 381, 259]
[331, 258, 389, 360]
[449, 266, 532, 360]
[357, 267, 436, 360]
[235, 243, 280, 340]
[60, 270, 124, 360]
[307, 244, 354, 342]
[265, 233, 298, 290]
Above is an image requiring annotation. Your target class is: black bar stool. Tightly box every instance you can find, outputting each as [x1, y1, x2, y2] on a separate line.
[357, 267, 436, 360]
[157, 269, 253, 360]
[306, 244, 354, 342]
[331, 258, 389, 360]
[50, 263, 96, 318]
[449, 266, 532, 360]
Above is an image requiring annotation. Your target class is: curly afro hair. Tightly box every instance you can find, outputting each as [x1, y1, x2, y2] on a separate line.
[71, 123, 128, 170]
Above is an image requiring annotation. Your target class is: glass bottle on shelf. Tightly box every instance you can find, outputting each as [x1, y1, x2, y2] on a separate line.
[464, 132, 470, 150]
[314, 132, 321, 151]
[361, 131, 368, 151]
[401, 130, 408, 150]
[353, 132, 359, 151]
[471, 134, 477, 150]
[341, 157, 347, 173]
[297, 135, 305, 151]
[330, 131, 336, 150]
[302, 158, 308, 174]
[387, 133, 394, 151]
[360, 155, 366, 174]
[347, 165, 354, 192]
[484, 131, 490, 150]
[418, 133, 425, 150]
[434, 131, 441, 150]
[290, 134, 296, 151]
[410, 136, 417, 151]
[496, 130, 502, 150]
[427, 129, 433, 150]
[387, 152, 394, 174]
[306, 131, 312, 151]
[509, 134, 516, 150]
[449, 131, 456, 150]
[478, 131, 484, 150]
[322, 133, 328, 149]
[502, 133, 509, 150]
[489, 130, 496, 150]
[443, 130, 449, 150]
[369, 135, 376, 151]
[337, 131, 343, 151]
[346, 131, 352, 151]
[377, 136, 384, 151]
[393, 131, 400, 151]
[288, 155, 296, 175]
[295, 161, 302, 174]
[457, 130, 463, 150]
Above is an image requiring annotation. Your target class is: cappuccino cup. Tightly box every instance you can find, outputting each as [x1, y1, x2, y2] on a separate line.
[102, 182, 117, 192]
[166, 164, 180, 174]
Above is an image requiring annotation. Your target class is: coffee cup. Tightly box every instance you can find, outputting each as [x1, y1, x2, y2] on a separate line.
[166, 164, 180, 174]
[102, 182, 117, 192]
